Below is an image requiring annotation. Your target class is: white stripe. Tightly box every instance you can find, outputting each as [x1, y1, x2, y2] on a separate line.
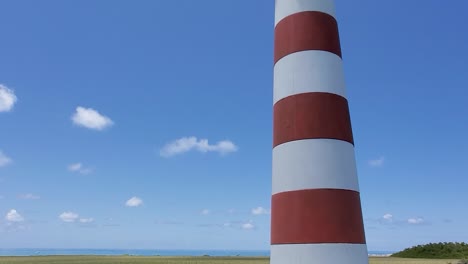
[273, 139, 359, 195]
[271, 244, 368, 264]
[274, 50, 345, 104]
[275, 0, 336, 26]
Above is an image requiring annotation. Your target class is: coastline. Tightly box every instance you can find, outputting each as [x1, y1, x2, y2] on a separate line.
[0, 248, 394, 257]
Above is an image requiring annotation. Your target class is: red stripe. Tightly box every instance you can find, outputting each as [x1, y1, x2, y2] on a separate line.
[274, 11, 342, 64]
[273, 92, 353, 147]
[271, 189, 366, 244]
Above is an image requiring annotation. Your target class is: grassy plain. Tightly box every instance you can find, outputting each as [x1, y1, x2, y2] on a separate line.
[370, 257, 459, 264]
[0, 256, 461, 264]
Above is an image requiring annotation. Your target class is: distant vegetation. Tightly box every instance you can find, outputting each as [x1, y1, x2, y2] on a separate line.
[0, 256, 466, 264]
[392, 242, 468, 259]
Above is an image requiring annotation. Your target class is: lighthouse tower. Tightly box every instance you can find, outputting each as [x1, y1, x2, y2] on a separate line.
[271, 1, 368, 264]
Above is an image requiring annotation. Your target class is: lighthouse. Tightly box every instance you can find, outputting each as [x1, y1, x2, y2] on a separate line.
[271, 0, 368, 263]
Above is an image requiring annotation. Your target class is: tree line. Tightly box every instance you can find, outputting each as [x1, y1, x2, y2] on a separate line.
[392, 242, 468, 259]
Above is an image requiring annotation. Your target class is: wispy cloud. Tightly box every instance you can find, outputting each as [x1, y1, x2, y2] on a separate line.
[200, 209, 210, 215]
[68, 163, 93, 175]
[5, 209, 24, 222]
[68, 163, 82, 171]
[407, 217, 425, 225]
[0, 151, 12, 167]
[383, 213, 393, 221]
[154, 220, 183, 225]
[18, 193, 40, 200]
[58, 212, 94, 225]
[71, 106, 113, 131]
[197, 223, 222, 228]
[59, 212, 79, 222]
[368, 213, 429, 227]
[3, 223, 29, 232]
[198, 220, 256, 230]
[125, 197, 143, 207]
[369, 156, 385, 167]
[160, 137, 238, 157]
[79, 218, 94, 223]
[241, 220, 255, 230]
[101, 217, 120, 228]
[0, 84, 17, 112]
[251, 207, 270, 215]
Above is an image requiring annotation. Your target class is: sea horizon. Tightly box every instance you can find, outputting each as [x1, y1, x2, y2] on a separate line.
[0, 248, 395, 257]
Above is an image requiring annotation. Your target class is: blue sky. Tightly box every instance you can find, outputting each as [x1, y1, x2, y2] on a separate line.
[1, 0, 468, 251]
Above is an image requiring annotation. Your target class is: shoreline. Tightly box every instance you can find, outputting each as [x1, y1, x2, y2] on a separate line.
[0, 248, 395, 258]
[0, 255, 461, 264]
[0, 255, 394, 258]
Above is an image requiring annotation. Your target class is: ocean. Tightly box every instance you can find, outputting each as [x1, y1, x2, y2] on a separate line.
[0, 249, 394, 257]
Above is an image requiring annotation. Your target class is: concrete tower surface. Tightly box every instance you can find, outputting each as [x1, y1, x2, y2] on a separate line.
[271, 0, 368, 263]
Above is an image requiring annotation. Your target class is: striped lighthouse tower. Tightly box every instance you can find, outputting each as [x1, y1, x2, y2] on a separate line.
[271, 1, 368, 264]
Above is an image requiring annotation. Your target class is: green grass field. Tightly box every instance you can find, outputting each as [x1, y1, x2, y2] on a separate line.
[370, 257, 459, 264]
[0, 256, 461, 264]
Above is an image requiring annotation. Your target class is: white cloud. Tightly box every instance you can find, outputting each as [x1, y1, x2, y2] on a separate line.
[154, 219, 183, 225]
[369, 156, 385, 167]
[0, 84, 17, 112]
[3, 223, 29, 232]
[71, 106, 113, 131]
[408, 217, 424, 224]
[19, 193, 40, 200]
[201, 209, 210, 215]
[6, 209, 24, 222]
[125, 197, 143, 207]
[79, 218, 94, 223]
[68, 163, 92, 175]
[68, 163, 82, 171]
[383, 213, 393, 220]
[160, 137, 238, 157]
[59, 212, 79, 222]
[251, 207, 270, 215]
[200, 220, 255, 230]
[0, 151, 12, 167]
[79, 168, 93, 174]
[241, 221, 255, 230]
